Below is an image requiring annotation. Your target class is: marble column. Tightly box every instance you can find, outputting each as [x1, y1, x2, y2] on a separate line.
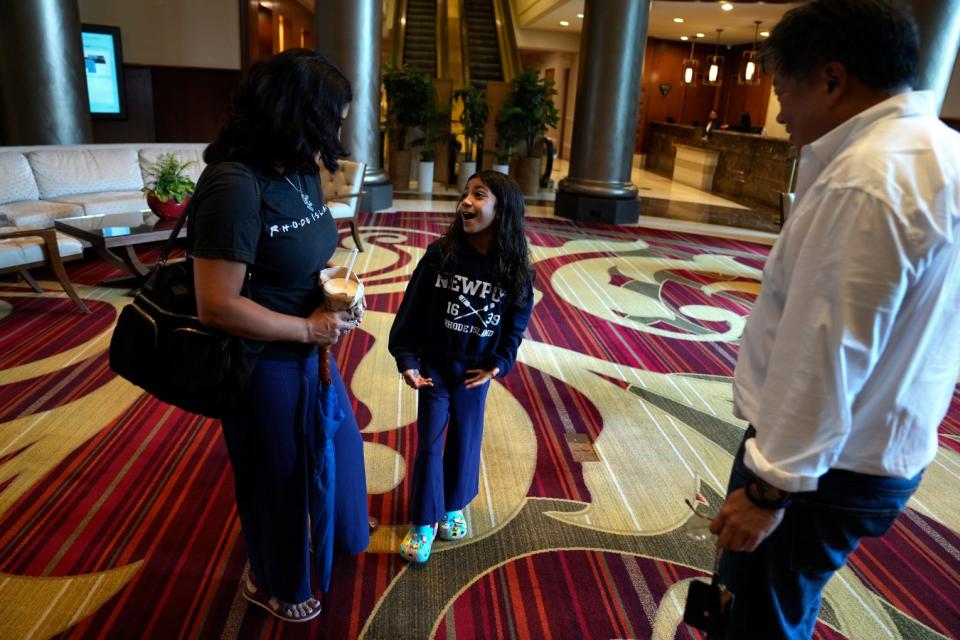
[555, 0, 649, 225]
[315, 0, 393, 211]
[0, 0, 92, 145]
[910, 0, 960, 112]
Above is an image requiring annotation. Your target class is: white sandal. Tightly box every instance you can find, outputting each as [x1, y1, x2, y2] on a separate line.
[243, 573, 321, 623]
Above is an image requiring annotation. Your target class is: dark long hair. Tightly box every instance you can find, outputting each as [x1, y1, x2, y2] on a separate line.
[439, 171, 533, 301]
[758, 0, 919, 91]
[205, 49, 352, 174]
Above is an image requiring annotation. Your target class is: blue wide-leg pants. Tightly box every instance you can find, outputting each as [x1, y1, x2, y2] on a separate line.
[220, 353, 369, 603]
[409, 359, 491, 526]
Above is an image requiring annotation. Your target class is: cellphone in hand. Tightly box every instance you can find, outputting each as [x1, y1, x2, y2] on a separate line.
[683, 577, 734, 634]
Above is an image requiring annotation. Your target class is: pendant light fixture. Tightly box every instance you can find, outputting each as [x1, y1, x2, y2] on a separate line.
[739, 21, 762, 85]
[704, 29, 724, 86]
[682, 40, 698, 86]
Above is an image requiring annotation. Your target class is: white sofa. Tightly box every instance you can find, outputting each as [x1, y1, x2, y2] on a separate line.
[0, 143, 206, 228]
[0, 143, 205, 312]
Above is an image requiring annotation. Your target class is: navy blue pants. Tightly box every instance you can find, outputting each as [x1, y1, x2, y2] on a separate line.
[714, 429, 922, 639]
[220, 353, 369, 603]
[409, 359, 491, 526]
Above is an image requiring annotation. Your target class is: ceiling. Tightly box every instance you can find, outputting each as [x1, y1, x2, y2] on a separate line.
[522, 1, 802, 45]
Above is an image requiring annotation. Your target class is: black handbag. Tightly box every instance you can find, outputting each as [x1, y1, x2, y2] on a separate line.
[109, 208, 261, 418]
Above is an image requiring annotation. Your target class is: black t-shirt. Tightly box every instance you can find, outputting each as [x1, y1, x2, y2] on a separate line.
[188, 161, 338, 359]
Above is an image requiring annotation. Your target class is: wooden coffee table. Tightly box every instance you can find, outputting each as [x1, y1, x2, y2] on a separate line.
[54, 210, 185, 282]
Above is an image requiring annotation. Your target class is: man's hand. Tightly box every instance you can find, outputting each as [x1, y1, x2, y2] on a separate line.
[709, 488, 785, 552]
[402, 369, 433, 390]
[464, 367, 499, 389]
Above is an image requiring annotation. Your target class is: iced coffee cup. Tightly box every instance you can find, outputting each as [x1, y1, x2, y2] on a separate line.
[320, 266, 364, 312]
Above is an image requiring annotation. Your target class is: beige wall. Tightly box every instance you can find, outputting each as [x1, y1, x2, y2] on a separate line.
[516, 28, 580, 53]
[78, 0, 241, 70]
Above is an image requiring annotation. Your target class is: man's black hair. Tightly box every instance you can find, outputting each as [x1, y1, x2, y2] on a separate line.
[758, 0, 919, 91]
[205, 48, 351, 174]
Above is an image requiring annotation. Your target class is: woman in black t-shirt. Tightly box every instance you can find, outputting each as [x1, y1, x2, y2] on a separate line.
[190, 49, 368, 623]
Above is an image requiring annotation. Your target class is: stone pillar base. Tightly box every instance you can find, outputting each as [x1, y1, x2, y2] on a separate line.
[555, 190, 639, 225]
[361, 181, 393, 212]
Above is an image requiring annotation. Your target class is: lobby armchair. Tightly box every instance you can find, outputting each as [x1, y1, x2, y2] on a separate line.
[0, 227, 90, 313]
[321, 160, 367, 252]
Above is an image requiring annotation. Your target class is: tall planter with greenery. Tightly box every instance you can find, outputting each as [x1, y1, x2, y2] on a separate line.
[412, 101, 451, 192]
[499, 69, 559, 194]
[493, 105, 522, 175]
[453, 84, 489, 186]
[383, 59, 433, 189]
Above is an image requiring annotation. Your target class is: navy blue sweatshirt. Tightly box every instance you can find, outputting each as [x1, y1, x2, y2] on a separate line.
[388, 240, 534, 377]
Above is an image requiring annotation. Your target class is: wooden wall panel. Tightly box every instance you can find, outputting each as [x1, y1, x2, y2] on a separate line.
[151, 67, 241, 143]
[91, 67, 156, 143]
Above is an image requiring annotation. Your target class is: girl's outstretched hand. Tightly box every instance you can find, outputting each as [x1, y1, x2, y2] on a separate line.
[464, 367, 499, 389]
[402, 369, 434, 389]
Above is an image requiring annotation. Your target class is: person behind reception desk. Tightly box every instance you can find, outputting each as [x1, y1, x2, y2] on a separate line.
[728, 112, 753, 132]
[702, 109, 720, 138]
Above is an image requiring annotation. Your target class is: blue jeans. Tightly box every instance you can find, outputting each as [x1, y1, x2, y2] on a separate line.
[714, 428, 922, 640]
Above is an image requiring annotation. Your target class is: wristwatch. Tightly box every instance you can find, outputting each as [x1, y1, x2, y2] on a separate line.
[745, 477, 792, 510]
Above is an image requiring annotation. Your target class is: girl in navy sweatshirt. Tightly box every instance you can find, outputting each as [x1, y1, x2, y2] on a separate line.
[389, 171, 535, 563]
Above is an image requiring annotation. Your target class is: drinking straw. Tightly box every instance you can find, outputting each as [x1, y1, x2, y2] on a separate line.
[344, 247, 359, 283]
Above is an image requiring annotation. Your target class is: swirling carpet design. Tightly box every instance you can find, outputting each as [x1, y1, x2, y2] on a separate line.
[0, 211, 957, 639]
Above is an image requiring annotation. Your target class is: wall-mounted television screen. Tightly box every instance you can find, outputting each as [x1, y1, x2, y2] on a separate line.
[81, 24, 127, 119]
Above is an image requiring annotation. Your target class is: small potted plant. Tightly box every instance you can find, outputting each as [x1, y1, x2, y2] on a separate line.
[453, 83, 489, 189]
[142, 153, 196, 220]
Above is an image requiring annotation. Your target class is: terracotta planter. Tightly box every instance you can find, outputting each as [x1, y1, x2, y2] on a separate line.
[147, 193, 190, 220]
[517, 156, 542, 196]
[389, 149, 412, 191]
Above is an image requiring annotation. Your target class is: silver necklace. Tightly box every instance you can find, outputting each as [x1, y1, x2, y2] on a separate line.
[283, 174, 316, 213]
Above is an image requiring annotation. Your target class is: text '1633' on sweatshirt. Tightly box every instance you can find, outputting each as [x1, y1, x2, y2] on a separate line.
[388, 241, 534, 377]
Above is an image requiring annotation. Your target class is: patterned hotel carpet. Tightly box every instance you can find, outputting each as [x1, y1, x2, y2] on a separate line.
[0, 212, 958, 640]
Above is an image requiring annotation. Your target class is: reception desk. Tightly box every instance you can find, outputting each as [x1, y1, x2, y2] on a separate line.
[646, 122, 795, 209]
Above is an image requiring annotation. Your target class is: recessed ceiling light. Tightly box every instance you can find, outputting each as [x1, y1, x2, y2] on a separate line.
[674, 18, 684, 23]
[721, 2, 734, 10]
[680, 36, 689, 41]
[696, 33, 705, 38]
[760, 31, 770, 37]
[559, 20, 569, 26]
[576, 13, 584, 19]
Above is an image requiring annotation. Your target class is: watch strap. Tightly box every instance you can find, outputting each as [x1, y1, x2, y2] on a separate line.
[745, 477, 792, 510]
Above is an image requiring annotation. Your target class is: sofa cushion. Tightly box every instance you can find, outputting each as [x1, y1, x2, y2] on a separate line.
[0, 200, 84, 228]
[27, 148, 144, 199]
[0, 152, 41, 204]
[0, 231, 84, 269]
[49, 191, 147, 216]
[327, 201, 355, 220]
[139, 147, 206, 186]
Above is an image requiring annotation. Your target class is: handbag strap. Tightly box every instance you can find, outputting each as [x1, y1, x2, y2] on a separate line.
[156, 203, 191, 267]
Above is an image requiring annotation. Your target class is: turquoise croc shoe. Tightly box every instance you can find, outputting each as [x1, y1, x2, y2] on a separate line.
[399, 524, 438, 563]
[438, 510, 467, 541]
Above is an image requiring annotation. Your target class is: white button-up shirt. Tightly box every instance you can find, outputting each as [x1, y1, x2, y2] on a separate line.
[734, 91, 960, 492]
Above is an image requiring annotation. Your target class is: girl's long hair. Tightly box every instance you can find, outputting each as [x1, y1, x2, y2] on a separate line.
[205, 48, 351, 174]
[439, 171, 533, 301]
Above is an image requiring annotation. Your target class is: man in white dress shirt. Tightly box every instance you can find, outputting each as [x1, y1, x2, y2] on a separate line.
[707, 1, 960, 638]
